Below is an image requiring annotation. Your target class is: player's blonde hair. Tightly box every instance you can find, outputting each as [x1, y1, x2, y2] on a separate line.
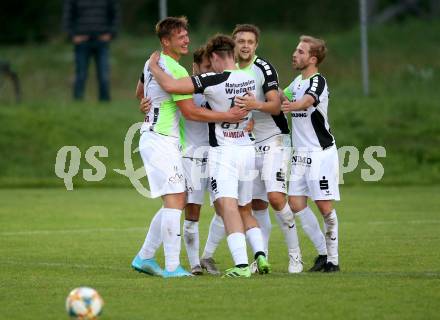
[300, 35, 327, 65]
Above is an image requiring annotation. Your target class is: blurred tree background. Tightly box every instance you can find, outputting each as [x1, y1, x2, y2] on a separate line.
[0, 0, 439, 187]
[1, 0, 439, 43]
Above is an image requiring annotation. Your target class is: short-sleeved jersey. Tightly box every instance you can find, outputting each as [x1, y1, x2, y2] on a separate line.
[238, 56, 289, 143]
[284, 73, 335, 151]
[191, 70, 256, 147]
[179, 93, 209, 157]
[140, 52, 192, 138]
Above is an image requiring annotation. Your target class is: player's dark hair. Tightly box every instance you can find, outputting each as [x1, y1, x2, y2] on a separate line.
[232, 24, 260, 43]
[155, 16, 188, 40]
[205, 34, 235, 59]
[193, 46, 206, 65]
[300, 35, 327, 65]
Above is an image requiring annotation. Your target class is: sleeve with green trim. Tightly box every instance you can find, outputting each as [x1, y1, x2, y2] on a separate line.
[284, 86, 294, 102]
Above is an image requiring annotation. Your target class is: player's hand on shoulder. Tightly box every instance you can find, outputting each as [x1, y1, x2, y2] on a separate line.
[140, 97, 152, 113]
[228, 106, 249, 122]
[148, 51, 161, 68]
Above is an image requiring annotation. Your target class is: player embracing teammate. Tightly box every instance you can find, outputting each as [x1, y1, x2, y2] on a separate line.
[131, 17, 340, 277]
[131, 17, 247, 278]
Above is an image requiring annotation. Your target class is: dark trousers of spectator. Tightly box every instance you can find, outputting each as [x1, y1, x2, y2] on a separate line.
[74, 39, 110, 101]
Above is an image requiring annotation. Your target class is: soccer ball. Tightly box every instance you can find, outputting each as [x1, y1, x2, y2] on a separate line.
[65, 287, 104, 319]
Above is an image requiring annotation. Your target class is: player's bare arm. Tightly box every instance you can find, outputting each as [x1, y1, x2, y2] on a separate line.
[280, 94, 315, 112]
[149, 51, 195, 94]
[135, 80, 143, 100]
[177, 98, 248, 123]
[235, 90, 281, 115]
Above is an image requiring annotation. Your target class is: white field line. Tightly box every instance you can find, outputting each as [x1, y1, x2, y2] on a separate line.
[0, 227, 145, 236]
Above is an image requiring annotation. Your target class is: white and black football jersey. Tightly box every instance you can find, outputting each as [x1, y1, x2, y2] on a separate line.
[284, 73, 335, 151]
[239, 56, 289, 143]
[179, 93, 209, 157]
[191, 70, 256, 147]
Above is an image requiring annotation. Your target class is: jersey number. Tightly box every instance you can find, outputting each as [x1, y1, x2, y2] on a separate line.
[220, 122, 239, 129]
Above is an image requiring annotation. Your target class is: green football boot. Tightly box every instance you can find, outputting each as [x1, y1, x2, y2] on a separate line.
[222, 266, 251, 278]
[256, 255, 271, 274]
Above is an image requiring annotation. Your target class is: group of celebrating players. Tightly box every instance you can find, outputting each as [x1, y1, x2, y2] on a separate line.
[131, 16, 340, 278]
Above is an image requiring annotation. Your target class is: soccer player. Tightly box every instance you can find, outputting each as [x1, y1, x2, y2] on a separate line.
[201, 24, 303, 274]
[131, 17, 247, 278]
[281, 35, 340, 272]
[148, 34, 271, 278]
[137, 47, 247, 276]
[180, 47, 214, 275]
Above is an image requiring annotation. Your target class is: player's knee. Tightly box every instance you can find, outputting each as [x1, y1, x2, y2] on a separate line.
[315, 200, 333, 216]
[252, 199, 268, 211]
[164, 193, 186, 210]
[267, 192, 286, 211]
[288, 197, 306, 213]
[185, 204, 201, 221]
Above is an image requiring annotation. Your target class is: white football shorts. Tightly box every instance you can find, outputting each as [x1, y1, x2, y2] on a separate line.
[139, 131, 185, 198]
[288, 145, 340, 201]
[253, 135, 290, 202]
[208, 145, 256, 206]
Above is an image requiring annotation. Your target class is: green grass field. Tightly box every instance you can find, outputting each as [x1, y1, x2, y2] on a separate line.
[0, 17, 439, 319]
[1, 186, 439, 319]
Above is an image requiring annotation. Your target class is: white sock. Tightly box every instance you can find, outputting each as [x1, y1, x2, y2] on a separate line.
[275, 212, 300, 255]
[296, 207, 327, 255]
[253, 208, 272, 256]
[245, 227, 266, 257]
[161, 208, 182, 272]
[226, 232, 248, 266]
[323, 209, 339, 265]
[275, 203, 295, 226]
[183, 220, 200, 268]
[202, 214, 225, 259]
[138, 208, 163, 259]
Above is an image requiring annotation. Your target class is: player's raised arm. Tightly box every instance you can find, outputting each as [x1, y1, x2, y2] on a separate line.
[148, 51, 195, 94]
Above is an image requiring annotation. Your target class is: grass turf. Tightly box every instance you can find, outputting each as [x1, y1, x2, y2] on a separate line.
[0, 186, 439, 319]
